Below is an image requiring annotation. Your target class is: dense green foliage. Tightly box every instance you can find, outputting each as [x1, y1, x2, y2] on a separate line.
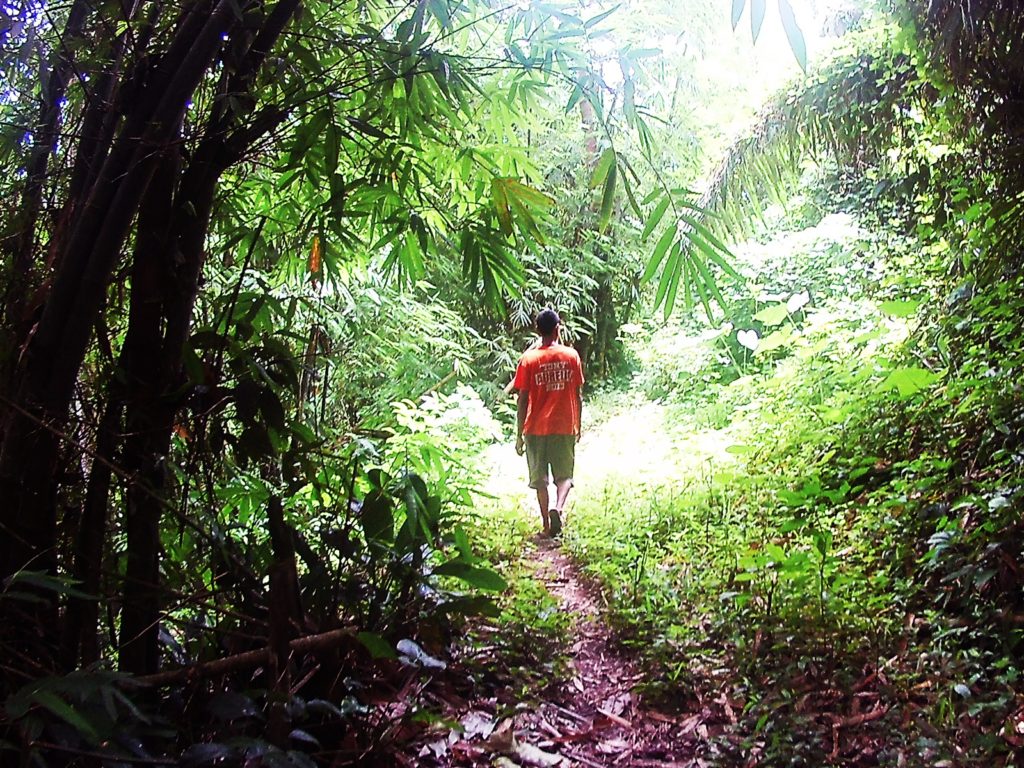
[1, 0, 1022, 764]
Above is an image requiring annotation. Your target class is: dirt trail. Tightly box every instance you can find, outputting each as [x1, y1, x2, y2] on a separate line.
[403, 404, 723, 766]
[409, 530, 707, 768]
[507, 537, 704, 768]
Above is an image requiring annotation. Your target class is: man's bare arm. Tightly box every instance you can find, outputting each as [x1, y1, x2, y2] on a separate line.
[516, 389, 528, 455]
[575, 389, 582, 441]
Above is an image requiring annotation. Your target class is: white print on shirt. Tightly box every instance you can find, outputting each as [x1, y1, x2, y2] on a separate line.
[534, 360, 573, 391]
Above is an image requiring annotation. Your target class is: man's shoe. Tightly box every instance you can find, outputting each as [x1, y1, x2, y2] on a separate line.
[549, 509, 562, 538]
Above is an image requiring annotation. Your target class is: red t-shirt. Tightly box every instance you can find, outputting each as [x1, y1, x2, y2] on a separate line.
[513, 343, 584, 436]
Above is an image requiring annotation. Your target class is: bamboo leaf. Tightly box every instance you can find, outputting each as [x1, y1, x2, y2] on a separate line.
[623, 78, 636, 126]
[654, 239, 681, 309]
[584, 4, 620, 29]
[682, 259, 695, 312]
[731, 0, 746, 29]
[30, 690, 100, 742]
[565, 83, 584, 112]
[598, 161, 617, 232]
[678, 214, 734, 257]
[507, 194, 547, 245]
[778, 0, 807, 71]
[344, 118, 391, 141]
[750, 0, 766, 41]
[590, 147, 616, 189]
[686, 231, 742, 288]
[503, 178, 555, 209]
[622, 174, 643, 218]
[690, 258, 714, 319]
[642, 197, 670, 242]
[642, 224, 677, 282]
[491, 179, 513, 236]
[690, 249, 727, 311]
[663, 241, 684, 318]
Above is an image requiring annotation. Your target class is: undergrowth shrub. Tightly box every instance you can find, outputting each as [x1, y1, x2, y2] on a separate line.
[565, 178, 1024, 763]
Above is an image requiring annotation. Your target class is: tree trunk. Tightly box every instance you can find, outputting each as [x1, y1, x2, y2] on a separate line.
[118, 145, 180, 675]
[0, 0, 235, 635]
[266, 493, 303, 745]
[117, 40, 293, 670]
[62, 398, 122, 668]
[0, 0, 299, 675]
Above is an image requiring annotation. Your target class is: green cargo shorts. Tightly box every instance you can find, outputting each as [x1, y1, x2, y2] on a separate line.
[524, 434, 576, 489]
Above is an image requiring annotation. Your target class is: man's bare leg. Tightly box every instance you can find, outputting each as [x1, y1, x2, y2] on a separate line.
[536, 484, 551, 534]
[547, 478, 573, 537]
[553, 478, 573, 513]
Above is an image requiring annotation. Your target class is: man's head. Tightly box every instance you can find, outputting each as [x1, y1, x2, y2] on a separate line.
[536, 308, 560, 337]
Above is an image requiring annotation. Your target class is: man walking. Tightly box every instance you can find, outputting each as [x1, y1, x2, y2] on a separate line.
[513, 309, 584, 537]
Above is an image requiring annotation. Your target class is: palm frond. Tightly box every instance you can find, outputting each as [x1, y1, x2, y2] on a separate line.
[698, 37, 915, 242]
[698, 1, 1024, 264]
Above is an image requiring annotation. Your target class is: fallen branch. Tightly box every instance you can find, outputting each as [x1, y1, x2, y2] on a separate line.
[595, 706, 632, 729]
[829, 704, 889, 760]
[833, 704, 889, 730]
[29, 742, 175, 765]
[132, 627, 354, 687]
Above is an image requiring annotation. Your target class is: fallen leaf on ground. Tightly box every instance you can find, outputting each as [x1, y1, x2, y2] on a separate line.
[514, 742, 566, 766]
[479, 718, 516, 753]
[461, 710, 497, 740]
[596, 737, 630, 753]
[648, 711, 677, 724]
[397, 638, 447, 670]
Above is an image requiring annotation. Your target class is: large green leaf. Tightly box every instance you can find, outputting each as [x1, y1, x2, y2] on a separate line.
[357, 631, 397, 659]
[360, 490, 394, 544]
[752, 303, 790, 326]
[433, 561, 509, 591]
[754, 326, 794, 355]
[879, 367, 940, 398]
[878, 299, 921, 318]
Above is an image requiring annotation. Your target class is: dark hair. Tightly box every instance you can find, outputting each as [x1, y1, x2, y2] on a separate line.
[536, 308, 560, 335]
